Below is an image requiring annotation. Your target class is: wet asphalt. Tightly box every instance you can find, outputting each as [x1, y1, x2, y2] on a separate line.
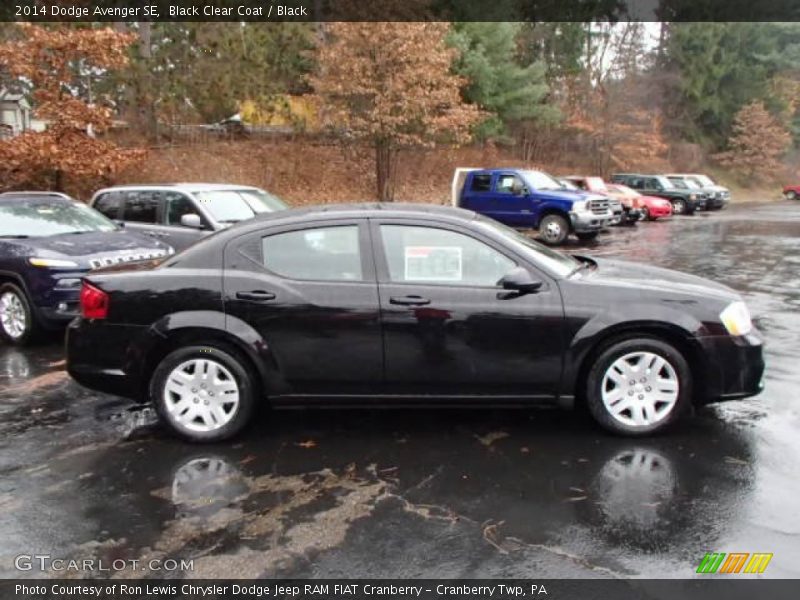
[0, 201, 799, 579]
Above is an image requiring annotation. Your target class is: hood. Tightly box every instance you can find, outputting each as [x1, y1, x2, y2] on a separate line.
[578, 257, 740, 303]
[535, 189, 606, 203]
[18, 230, 170, 257]
[7, 230, 172, 268]
[640, 195, 672, 205]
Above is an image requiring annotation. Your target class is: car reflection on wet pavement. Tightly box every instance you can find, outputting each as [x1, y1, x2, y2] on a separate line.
[0, 202, 798, 579]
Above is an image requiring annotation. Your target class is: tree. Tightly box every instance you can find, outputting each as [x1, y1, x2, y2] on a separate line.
[714, 101, 791, 181]
[0, 24, 143, 191]
[664, 23, 800, 147]
[311, 23, 481, 201]
[448, 22, 558, 140]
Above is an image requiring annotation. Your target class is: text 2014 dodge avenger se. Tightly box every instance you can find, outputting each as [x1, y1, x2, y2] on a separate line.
[66, 204, 764, 442]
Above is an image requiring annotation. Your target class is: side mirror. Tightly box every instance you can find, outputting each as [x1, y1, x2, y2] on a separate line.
[180, 213, 203, 229]
[499, 267, 543, 294]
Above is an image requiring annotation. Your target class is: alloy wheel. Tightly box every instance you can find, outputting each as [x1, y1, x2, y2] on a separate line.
[543, 220, 563, 242]
[673, 199, 685, 214]
[600, 351, 679, 428]
[0, 292, 28, 340]
[162, 359, 241, 433]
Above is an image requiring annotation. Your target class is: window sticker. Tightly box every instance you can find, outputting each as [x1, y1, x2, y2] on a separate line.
[404, 246, 462, 281]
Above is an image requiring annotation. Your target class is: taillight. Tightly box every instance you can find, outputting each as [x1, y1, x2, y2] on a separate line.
[80, 282, 109, 319]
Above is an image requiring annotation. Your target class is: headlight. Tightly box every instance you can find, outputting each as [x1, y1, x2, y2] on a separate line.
[720, 301, 752, 336]
[572, 200, 587, 212]
[29, 257, 79, 268]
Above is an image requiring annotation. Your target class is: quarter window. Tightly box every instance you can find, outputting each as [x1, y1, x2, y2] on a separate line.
[123, 191, 160, 223]
[380, 225, 516, 286]
[262, 225, 362, 281]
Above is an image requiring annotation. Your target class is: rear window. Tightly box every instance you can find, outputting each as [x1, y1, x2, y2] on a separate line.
[194, 189, 287, 223]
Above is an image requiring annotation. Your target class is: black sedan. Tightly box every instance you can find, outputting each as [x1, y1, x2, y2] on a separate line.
[66, 204, 764, 441]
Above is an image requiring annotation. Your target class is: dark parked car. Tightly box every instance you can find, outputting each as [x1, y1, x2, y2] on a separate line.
[610, 174, 707, 215]
[0, 193, 173, 345]
[90, 183, 288, 251]
[666, 173, 729, 209]
[67, 204, 764, 442]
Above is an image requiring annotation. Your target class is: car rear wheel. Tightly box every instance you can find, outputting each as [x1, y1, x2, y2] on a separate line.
[671, 198, 686, 215]
[641, 207, 651, 221]
[538, 214, 569, 245]
[151, 345, 256, 442]
[0, 283, 40, 346]
[585, 337, 691, 436]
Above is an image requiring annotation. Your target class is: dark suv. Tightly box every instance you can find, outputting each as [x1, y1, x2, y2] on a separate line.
[610, 174, 707, 215]
[0, 193, 173, 345]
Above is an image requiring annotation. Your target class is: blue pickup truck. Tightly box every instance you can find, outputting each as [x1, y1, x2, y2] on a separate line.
[452, 168, 614, 245]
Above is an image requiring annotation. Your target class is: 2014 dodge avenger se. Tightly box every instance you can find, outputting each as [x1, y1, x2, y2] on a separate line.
[66, 204, 764, 441]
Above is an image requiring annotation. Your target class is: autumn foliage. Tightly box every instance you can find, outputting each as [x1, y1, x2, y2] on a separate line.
[311, 22, 481, 201]
[0, 24, 144, 192]
[714, 101, 792, 181]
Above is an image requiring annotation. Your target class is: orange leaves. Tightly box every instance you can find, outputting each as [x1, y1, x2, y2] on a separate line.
[714, 101, 791, 181]
[0, 24, 143, 191]
[311, 23, 481, 148]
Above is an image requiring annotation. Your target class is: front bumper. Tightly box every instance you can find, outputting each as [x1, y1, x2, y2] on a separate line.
[569, 210, 613, 232]
[696, 330, 765, 403]
[708, 195, 729, 209]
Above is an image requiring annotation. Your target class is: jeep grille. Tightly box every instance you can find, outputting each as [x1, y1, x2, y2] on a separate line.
[89, 250, 167, 270]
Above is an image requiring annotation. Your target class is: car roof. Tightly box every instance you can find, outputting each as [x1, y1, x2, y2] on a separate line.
[92, 183, 265, 195]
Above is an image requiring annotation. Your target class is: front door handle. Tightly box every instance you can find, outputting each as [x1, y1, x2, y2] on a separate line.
[144, 230, 168, 238]
[389, 295, 431, 306]
[236, 290, 276, 301]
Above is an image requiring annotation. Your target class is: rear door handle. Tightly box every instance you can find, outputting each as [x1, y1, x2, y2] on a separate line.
[236, 290, 276, 301]
[389, 295, 431, 306]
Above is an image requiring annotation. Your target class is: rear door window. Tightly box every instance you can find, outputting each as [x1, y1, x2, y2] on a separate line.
[93, 192, 123, 219]
[262, 225, 363, 281]
[122, 191, 160, 223]
[470, 174, 492, 192]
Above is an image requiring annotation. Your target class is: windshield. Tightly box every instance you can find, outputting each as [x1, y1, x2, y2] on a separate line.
[0, 200, 117, 238]
[607, 184, 637, 197]
[559, 179, 580, 191]
[667, 177, 689, 189]
[671, 177, 700, 190]
[691, 174, 715, 187]
[194, 189, 287, 223]
[520, 170, 565, 191]
[476, 217, 580, 278]
[655, 176, 674, 189]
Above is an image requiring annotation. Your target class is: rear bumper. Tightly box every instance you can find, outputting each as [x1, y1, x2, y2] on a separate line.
[570, 210, 613, 232]
[66, 318, 144, 400]
[697, 330, 765, 404]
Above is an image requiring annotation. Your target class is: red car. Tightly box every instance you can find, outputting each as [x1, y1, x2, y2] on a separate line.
[605, 183, 673, 220]
[782, 185, 800, 200]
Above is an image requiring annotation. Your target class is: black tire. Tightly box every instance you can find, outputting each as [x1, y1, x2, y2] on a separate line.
[538, 214, 570, 246]
[150, 344, 257, 443]
[585, 337, 692, 436]
[0, 282, 41, 346]
[576, 231, 599, 242]
[671, 198, 686, 215]
[641, 207, 651, 221]
[787, 190, 798, 201]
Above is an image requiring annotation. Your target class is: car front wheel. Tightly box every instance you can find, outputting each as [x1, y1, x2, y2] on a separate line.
[0, 283, 40, 346]
[585, 337, 691, 436]
[151, 344, 256, 442]
[787, 190, 798, 200]
[539, 214, 569, 245]
[671, 198, 686, 215]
